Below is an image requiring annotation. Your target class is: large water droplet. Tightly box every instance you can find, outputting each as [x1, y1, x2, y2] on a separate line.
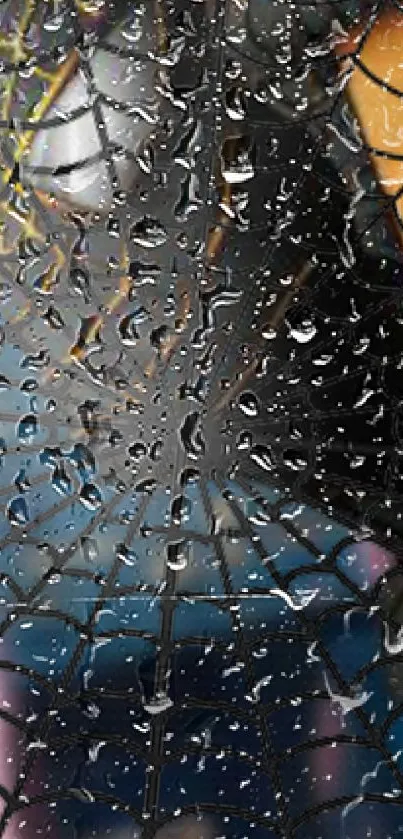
[33, 263, 60, 295]
[283, 449, 309, 472]
[238, 391, 260, 418]
[7, 496, 30, 527]
[70, 267, 91, 300]
[166, 540, 189, 571]
[179, 411, 206, 460]
[171, 494, 192, 525]
[20, 350, 50, 370]
[287, 319, 317, 344]
[80, 537, 99, 563]
[128, 441, 147, 461]
[51, 462, 72, 496]
[115, 543, 137, 566]
[250, 444, 274, 472]
[225, 85, 247, 121]
[79, 482, 102, 511]
[0, 375, 11, 391]
[17, 413, 38, 443]
[221, 136, 255, 184]
[66, 443, 96, 477]
[130, 217, 168, 249]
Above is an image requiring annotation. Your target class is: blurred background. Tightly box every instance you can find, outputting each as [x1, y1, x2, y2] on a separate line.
[0, 0, 402, 837]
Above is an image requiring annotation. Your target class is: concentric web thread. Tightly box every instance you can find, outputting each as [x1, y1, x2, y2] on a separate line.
[1, 1, 403, 838]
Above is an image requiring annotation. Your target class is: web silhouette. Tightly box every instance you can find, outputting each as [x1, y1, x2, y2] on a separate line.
[0, 1, 403, 837]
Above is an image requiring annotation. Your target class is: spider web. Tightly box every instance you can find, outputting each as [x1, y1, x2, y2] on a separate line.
[0, 0, 402, 837]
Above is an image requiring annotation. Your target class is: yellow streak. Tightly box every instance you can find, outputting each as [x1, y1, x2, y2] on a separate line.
[206, 182, 232, 262]
[0, 0, 36, 125]
[10, 303, 31, 324]
[2, 49, 80, 186]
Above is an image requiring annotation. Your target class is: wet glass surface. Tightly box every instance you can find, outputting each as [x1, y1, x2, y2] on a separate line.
[0, 1, 403, 837]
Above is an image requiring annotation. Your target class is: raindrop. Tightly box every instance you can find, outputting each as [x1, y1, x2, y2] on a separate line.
[115, 543, 137, 566]
[180, 467, 200, 487]
[225, 85, 247, 121]
[7, 496, 30, 527]
[72, 230, 89, 262]
[221, 136, 255, 184]
[51, 463, 72, 497]
[236, 430, 252, 450]
[143, 695, 174, 715]
[136, 142, 155, 175]
[118, 313, 140, 346]
[173, 118, 202, 170]
[39, 446, 62, 469]
[79, 483, 102, 511]
[175, 172, 202, 221]
[43, 306, 65, 330]
[287, 319, 317, 344]
[128, 441, 147, 462]
[121, 14, 143, 43]
[130, 217, 168, 249]
[68, 788, 95, 804]
[43, 11, 64, 31]
[80, 537, 99, 563]
[33, 263, 60, 295]
[20, 350, 50, 370]
[20, 379, 38, 393]
[70, 267, 91, 300]
[0, 282, 12, 303]
[14, 469, 30, 493]
[283, 449, 308, 472]
[135, 478, 157, 494]
[250, 444, 274, 472]
[107, 216, 120, 239]
[19, 237, 41, 262]
[179, 411, 206, 460]
[323, 671, 373, 716]
[66, 443, 96, 476]
[17, 413, 38, 443]
[238, 391, 259, 417]
[261, 324, 277, 341]
[171, 494, 192, 525]
[149, 439, 163, 461]
[166, 540, 189, 571]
